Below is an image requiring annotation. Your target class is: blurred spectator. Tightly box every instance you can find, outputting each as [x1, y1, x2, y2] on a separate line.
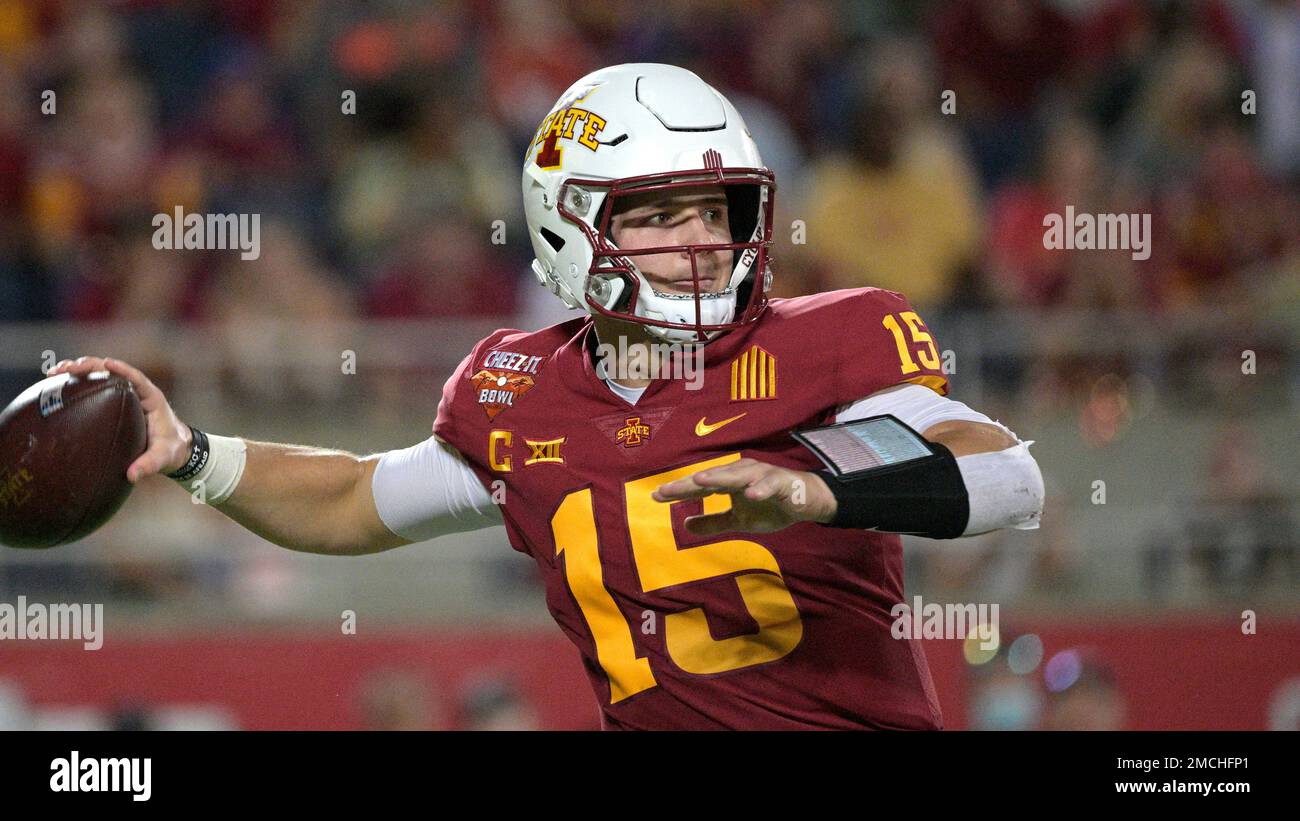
[747, 0, 851, 146]
[1241, 0, 1300, 180]
[792, 38, 981, 310]
[1074, 0, 1245, 128]
[482, 0, 600, 142]
[363, 214, 519, 320]
[1155, 123, 1296, 312]
[1268, 676, 1300, 731]
[1113, 34, 1240, 190]
[60, 219, 197, 322]
[0, 680, 33, 731]
[170, 48, 318, 237]
[330, 69, 521, 272]
[1144, 419, 1296, 599]
[358, 668, 444, 731]
[916, 476, 1081, 605]
[460, 675, 540, 731]
[968, 662, 1042, 731]
[932, 0, 1070, 187]
[1041, 658, 1126, 730]
[1185, 421, 1297, 594]
[984, 115, 1149, 311]
[107, 700, 154, 731]
[209, 219, 355, 404]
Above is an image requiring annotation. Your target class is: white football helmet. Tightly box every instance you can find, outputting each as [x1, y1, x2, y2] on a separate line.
[522, 63, 775, 343]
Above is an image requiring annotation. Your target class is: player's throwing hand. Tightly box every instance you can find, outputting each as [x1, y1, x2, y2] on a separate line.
[48, 357, 193, 483]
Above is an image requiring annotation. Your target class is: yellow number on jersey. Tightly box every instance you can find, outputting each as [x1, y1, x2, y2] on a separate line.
[552, 489, 656, 702]
[552, 453, 804, 703]
[882, 311, 941, 374]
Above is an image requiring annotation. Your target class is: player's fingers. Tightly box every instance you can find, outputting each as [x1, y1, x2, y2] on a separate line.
[102, 358, 164, 408]
[684, 511, 738, 537]
[653, 460, 771, 501]
[652, 477, 719, 502]
[688, 462, 770, 491]
[126, 450, 166, 484]
[743, 471, 788, 502]
[653, 462, 773, 501]
[128, 429, 187, 482]
[50, 356, 109, 375]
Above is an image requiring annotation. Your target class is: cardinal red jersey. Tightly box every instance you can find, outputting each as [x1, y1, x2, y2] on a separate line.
[433, 287, 950, 729]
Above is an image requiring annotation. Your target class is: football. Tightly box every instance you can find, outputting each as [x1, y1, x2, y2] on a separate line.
[0, 371, 147, 549]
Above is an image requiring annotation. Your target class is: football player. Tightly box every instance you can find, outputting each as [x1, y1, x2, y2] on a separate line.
[51, 64, 1043, 730]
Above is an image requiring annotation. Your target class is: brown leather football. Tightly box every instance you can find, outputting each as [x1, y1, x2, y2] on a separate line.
[0, 371, 147, 549]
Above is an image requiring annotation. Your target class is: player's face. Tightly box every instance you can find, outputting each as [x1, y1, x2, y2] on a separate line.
[609, 185, 734, 295]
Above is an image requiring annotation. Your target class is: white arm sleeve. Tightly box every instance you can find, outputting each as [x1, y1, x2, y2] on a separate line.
[836, 383, 1010, 435]
[836, 384, 1044, 535]
[371, 436, 503, 542]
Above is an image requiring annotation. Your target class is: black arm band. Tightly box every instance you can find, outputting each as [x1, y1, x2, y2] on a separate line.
[166, 425, 210, 482]
[815, 440, 970, 539]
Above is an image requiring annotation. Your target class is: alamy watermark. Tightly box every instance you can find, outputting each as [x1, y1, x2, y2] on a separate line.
[152, 206, 261, 260]
[891, 595, 998, 650]
[594, 337, 705, 390]
[0, 596, 103, 650]
[50, 751, 150, 801]
[1043, 205, 1151, 261]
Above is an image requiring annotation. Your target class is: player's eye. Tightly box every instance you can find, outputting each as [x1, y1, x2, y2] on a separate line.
[703, 208, 724, 221]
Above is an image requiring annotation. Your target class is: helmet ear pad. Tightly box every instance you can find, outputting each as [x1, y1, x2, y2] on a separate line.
[592, 198, 637, 314]
[724, 182, 764, 303]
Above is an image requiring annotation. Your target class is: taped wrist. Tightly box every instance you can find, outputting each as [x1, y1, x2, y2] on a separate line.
[167, 426, 247, 505]
[816, 440, 969, 539]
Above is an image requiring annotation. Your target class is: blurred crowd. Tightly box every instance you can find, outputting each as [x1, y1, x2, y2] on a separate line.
[0, 2, 1296, 609]
[0, 0, 1295, 330]
[0, 667, 551, 730]
[1, 1, 1296, 731]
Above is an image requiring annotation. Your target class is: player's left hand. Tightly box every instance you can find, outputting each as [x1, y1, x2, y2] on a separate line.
[652, 458, 837, 535]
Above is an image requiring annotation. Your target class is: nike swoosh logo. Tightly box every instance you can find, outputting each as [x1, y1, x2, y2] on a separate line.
[695, 413, 747, 436]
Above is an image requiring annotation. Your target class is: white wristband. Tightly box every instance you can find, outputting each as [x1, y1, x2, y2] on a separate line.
[172, 434, 248, 505]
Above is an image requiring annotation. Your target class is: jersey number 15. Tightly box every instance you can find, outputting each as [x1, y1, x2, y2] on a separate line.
[551, 453, 805, 703]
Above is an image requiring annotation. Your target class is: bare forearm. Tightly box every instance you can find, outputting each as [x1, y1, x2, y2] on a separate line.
[923, 419, 1018, 456]
[213, 440, 406, 555]
[43, 357, 408, 555]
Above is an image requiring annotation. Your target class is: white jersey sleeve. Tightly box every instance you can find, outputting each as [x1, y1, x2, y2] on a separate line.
[835, 383, 1016, 440]
[371, 436, 503, 542]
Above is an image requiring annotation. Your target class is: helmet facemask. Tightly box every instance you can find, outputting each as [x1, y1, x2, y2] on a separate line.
[557, 165, 775, 344]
